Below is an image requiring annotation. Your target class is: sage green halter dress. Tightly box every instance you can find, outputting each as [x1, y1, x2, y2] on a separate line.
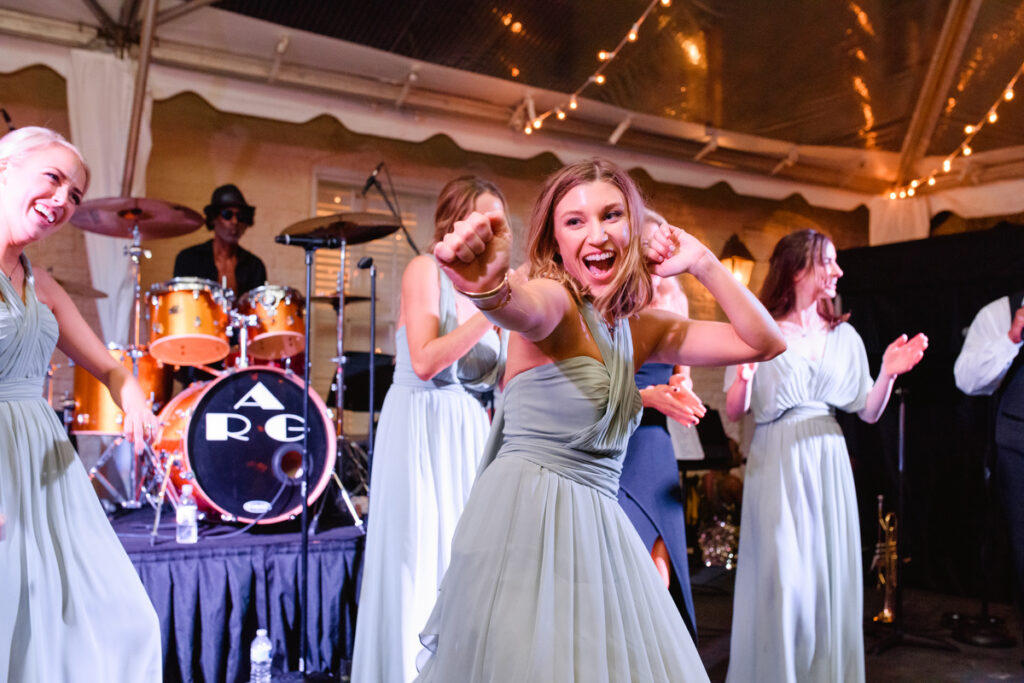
[414, 302, 709, 682]
[0, 255, 161, 682]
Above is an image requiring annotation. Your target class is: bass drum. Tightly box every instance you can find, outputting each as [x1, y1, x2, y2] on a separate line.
[154, 366, 336, 524]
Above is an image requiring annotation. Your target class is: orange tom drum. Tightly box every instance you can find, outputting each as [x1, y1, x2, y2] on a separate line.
[236, 285, 305, 360]
[72, 347, 171, 435]
[147, 277, 232, 366]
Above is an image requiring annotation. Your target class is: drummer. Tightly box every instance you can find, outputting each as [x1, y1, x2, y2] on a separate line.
[173, 183, 266, 296]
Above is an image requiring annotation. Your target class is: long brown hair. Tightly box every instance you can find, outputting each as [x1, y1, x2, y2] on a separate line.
[527, 158, 652, 321]
[760, 228, 849, 329]
[432, 176, 507, 247]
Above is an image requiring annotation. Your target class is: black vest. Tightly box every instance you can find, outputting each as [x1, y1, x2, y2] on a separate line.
[996, 291, 1024, 450]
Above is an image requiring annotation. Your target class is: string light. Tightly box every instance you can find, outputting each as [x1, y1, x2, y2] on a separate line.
[889, 59, 1024, 199]
[517, 0, 670, 136]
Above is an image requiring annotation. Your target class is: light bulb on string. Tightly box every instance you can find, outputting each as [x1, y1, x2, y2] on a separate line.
[889, 191, 897, 199]
[594, 74, 606, 85]
[598, 50, 610, 61]
[556, 109, 566, 120]
[1005, 88, 1015, 101]
[989, 111, 998, 124]
[660, 0, 671, 5]
[628, 23, 639, 41]
[524, 125, 532, 135]
[964, 124, 974, 134]
[942, 159, 952, 172]
[569, 96, 578, 110]
[899, 190, 907, 199]
[533, 118, 543, 129]
[910, 179, 919, 188]
[963, 145, 973, 156]
[907, 187, 916, 197]
[927, 177, 936, 186]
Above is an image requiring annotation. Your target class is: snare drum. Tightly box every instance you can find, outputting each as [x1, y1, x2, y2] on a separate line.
[152, 366, 336, 524]
[148, 277, 232, 366]
[237, 285, 305, 360]
[72, 347, 171, 435]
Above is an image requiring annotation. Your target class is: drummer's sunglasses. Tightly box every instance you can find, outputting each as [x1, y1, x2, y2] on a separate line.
[219, 207, 255, 224]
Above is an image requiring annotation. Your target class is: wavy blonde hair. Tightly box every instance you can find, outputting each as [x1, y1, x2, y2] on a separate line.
[0, 126, 90, 193]
[527, 158, 652, 321]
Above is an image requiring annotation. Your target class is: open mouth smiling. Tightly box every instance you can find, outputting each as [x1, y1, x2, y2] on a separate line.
[33, 203, 57, 224]
[584, 251, 616, 277]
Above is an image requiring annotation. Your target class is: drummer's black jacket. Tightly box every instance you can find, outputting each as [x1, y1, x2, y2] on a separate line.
[173, 239, 267, 297]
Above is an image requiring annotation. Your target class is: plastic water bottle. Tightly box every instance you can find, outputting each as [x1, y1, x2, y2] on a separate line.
[176, 485, 198, 544]
[249, 628, 273, 683]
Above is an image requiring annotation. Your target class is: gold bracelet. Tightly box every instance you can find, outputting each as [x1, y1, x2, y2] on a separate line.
[473, 281, 512, 311]
[456, 273, 509, 299]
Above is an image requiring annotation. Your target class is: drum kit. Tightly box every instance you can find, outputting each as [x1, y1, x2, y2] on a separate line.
[65, 196, 398, 534]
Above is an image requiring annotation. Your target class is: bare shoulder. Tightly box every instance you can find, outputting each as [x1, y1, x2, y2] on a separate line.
[403, 253, 439, 279]
[31, 268, 68, 308]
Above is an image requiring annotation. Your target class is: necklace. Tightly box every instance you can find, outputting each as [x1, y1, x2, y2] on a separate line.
[0, 257, 19, 281]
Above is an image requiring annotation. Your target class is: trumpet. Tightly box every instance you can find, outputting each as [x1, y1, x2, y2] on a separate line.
[869, 494, 898, 624]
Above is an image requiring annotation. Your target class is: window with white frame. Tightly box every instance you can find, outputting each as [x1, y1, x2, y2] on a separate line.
[310, 172, 436, 431]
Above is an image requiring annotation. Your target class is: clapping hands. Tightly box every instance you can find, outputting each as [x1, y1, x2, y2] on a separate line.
[881, 332, 928, 377]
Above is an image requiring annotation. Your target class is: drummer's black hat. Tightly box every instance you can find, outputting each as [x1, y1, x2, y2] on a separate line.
[204, 184, 255, 229]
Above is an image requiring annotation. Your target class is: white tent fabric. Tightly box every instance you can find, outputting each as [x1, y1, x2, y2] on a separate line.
[5, 31, 1024, 258]
[66, 49, 152, 346]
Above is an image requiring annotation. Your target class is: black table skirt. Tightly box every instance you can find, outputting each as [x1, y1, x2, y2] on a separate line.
[114, 509, 364, 683]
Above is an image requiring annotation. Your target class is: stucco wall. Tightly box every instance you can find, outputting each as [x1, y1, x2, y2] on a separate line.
[3, 65, 870, 446]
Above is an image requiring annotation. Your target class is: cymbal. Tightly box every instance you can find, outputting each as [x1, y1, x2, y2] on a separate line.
[310, 294, 373, 305]
[71, 197, 204, 239]
[280, 212, 400, 246]
[54, 276, 107, 299]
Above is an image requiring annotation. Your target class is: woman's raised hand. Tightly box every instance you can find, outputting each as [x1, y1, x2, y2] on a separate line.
[881, 332, 928, 377]
[645, 222, 714, 279]
[434, 210, 511, 294]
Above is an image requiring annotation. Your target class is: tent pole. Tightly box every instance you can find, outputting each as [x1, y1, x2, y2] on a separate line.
[895, 0, 982, 186]
[120, 0, 158, 198]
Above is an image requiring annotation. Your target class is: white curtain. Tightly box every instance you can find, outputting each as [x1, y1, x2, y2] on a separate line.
[66, 49, 152, 347]
[867, 195, 930, 245]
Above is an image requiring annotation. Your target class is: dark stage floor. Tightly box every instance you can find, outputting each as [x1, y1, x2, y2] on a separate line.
[691, 566, 1024, 683]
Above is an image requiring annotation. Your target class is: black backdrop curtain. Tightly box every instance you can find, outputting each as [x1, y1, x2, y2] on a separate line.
[836, 222, 1024, 600]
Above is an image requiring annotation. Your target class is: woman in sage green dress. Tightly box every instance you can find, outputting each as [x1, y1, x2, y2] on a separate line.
[0, 127, 161, 682]
[414, 158, 786, 681]
[352, 176, 508, 683]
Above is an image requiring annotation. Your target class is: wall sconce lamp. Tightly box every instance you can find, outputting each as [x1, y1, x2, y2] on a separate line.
[719, 234, 754, 287]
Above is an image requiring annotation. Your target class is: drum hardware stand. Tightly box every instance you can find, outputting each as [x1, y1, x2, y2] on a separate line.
[326, 238, 366, 529]
[149, 453, 179, 545]
[869, 388, 957, 655]
[361, 256, 378, 473]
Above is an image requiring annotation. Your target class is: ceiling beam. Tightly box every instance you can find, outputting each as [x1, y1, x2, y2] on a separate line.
[78, 0, 119, 39]
[156, 0, 221, 27]
[895, 0, 982, 186]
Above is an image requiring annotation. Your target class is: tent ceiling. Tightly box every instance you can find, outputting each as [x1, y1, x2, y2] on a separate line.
[3, 0, 1024, 208]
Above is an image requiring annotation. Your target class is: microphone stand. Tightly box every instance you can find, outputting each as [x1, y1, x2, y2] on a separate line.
[367, 175, 420, 256]
[869, 388, 957, 655]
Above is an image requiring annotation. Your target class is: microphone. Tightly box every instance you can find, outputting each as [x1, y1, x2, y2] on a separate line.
[275, 234, 340, 249]
[361, 162, 385, 197]
[357, 257, 374, 269]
